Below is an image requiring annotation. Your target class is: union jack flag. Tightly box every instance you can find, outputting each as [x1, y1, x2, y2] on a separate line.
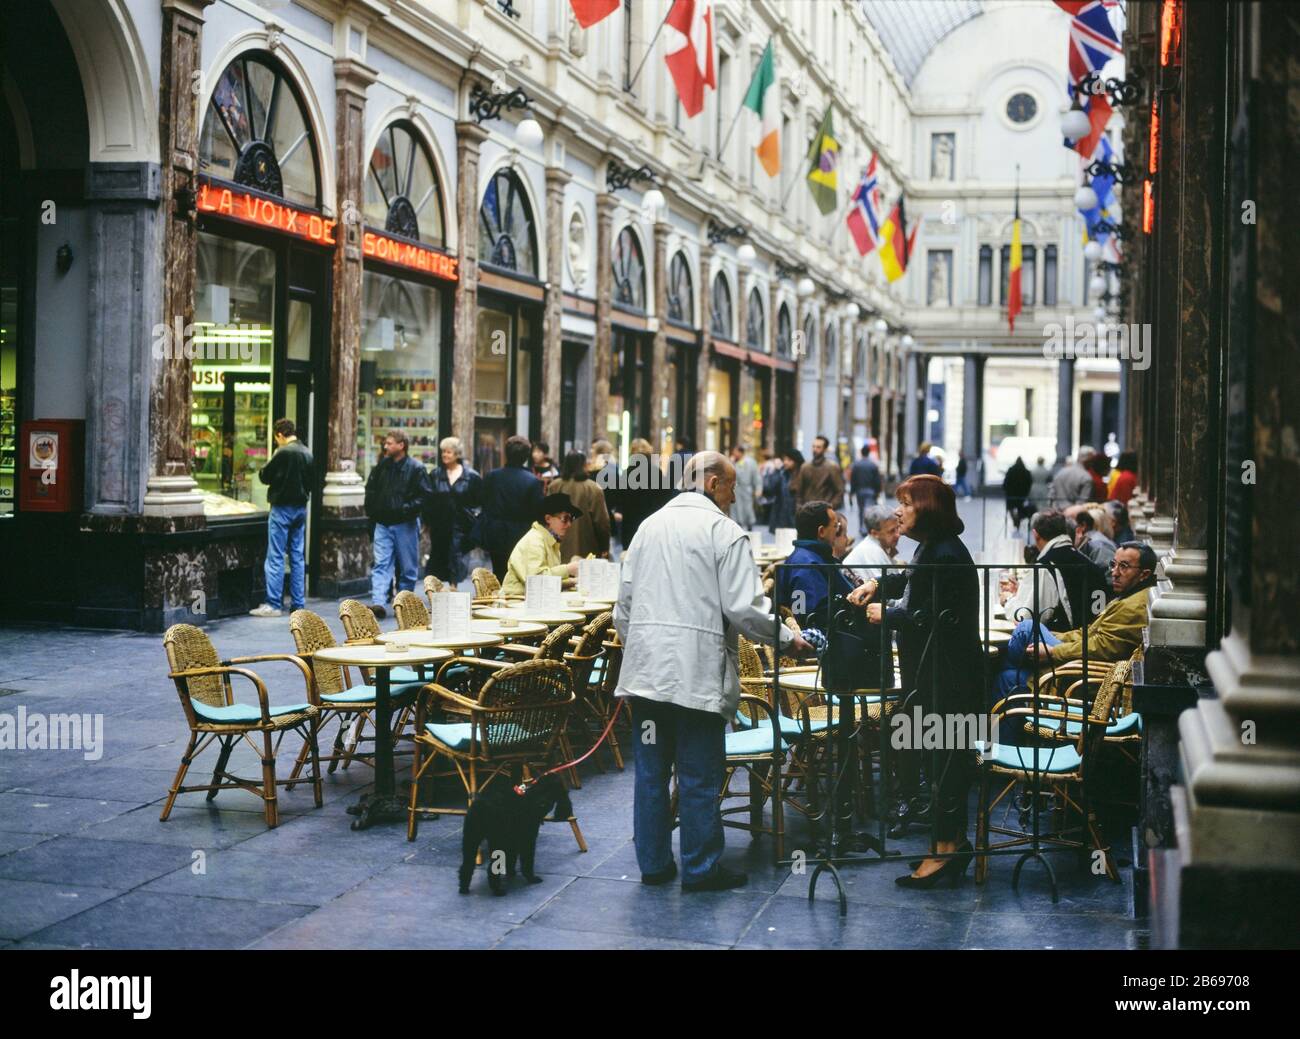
[1055, 0, 1123, 89]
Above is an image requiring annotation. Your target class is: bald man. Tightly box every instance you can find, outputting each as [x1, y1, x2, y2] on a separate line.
[615, 451, 809, 891]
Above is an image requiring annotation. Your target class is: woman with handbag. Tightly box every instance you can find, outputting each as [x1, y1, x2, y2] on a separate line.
[847, 474, 983, 889]
[424, 436, 482, 588]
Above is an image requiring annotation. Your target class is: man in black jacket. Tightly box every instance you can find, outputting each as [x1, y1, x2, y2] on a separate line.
[365, 431, 430, 618]
[476, 435, 543, 579]
[250, 418, 316, 617]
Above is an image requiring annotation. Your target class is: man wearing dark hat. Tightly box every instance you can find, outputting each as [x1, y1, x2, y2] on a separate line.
[501, 491, 583, 596]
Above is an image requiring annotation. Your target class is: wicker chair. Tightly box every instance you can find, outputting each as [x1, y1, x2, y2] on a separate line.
[495, 622, 579, 662]
[393, 589, 430, 630]
[338, 598, 427, 688]
[407, 657, 585, 850]
[471, 567, 501, 600]
[718, 693, 787, 863]
[424, 574, 445, 597]
[975, 661, 1126, 885]
[286, 609, 426, 783]
[160, 624, 321, 829]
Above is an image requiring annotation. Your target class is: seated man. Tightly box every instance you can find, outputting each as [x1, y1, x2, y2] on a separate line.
[842, 504, 901, 584]
[994, 541, 1158, 706]
[501, 492, 582, 597]
[1000, 509, 1109, 632]
[775, 500, 856, 625]
[1073, 507, 1118, 577]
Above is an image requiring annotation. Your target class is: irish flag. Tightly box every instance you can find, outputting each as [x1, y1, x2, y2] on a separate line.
[1008, 181, 1023, 332]
[741, 41, 779, 177]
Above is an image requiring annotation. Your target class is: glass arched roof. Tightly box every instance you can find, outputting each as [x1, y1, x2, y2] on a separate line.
[860, 0, 984, 87]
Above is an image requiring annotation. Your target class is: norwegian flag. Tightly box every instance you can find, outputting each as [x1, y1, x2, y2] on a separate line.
[846, 156, 883, 256]
[1055, 0, 1123, 88]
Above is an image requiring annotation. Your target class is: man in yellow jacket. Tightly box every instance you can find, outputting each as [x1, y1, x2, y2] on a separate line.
[994, 541, 1157, 700]
[501, 492, 582, 597]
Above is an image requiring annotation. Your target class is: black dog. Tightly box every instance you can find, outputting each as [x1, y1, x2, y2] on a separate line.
[459, 776, 573, 896]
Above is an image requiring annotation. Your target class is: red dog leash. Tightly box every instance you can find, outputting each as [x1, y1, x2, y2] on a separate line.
[515, 699, 624, 795]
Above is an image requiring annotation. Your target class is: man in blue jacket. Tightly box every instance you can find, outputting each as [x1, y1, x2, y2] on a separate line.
[364, 431, 430, 618]
[476, 435, 544, 579]
[776, 500, 856, 626]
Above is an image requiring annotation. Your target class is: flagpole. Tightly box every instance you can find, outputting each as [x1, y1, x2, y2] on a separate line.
[626, 6, 674, 92]
[781, 102, 831, 208]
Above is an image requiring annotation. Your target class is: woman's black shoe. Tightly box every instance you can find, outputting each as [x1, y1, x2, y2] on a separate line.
[895, 842, 973, 889]
[888, 797, 930, 839]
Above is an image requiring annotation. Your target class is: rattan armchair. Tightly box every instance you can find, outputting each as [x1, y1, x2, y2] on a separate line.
[424, 574, 445, 598]
[286, 609, 427, 784]
[719, 693, 787, 863]
[470, 567, 501, 600]
[407, 657, 585, 848]
[338, 598, 427, 687]
[160, 623, 321, 828]
[975, 662, 1125, 885]
[393, 589, 430, 630]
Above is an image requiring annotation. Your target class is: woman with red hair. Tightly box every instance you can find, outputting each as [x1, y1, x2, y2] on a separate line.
[848, 474, 983, 888]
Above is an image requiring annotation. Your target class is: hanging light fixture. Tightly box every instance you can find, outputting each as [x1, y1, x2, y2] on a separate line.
[1089, 273, 1107, 296]
[796, 276, 815, 298]
[1061, 106, 1091, 141]
[641, 187, 665, 218]
[901, 333, 915, 349]
[737, 242, 756, 264]
[1083, 239, 1103, 262]
[873, 317, 888, 335]
[844, 302, 860, 320]
[515, 114, 544, 150]
[1074, 184, 1099, 210]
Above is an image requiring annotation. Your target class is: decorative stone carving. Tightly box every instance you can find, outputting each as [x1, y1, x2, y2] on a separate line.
[567, 207, 588, 290]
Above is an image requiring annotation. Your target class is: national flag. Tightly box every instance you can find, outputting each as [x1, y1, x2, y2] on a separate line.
[1074, 92, 1112, 157]
[741, 40, 780, 176]
[664, 0, 715, 119]
[1008, 183, 1023, 333]
[1079, 136, 1118, 241]
[1055, 0, 1122, 87]
[569, 0, 619, 29]
[877, 196, 918, 283]
[846, 155, 882, 256]
[805, 105, 838, 215]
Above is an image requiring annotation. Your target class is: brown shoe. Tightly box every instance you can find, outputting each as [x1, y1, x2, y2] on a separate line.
[370, 604, 388, 619]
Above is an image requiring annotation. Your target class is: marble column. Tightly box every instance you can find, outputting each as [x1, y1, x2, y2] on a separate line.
[767, 280, 781, 454]
[142, 0, 211, 520]
[962, 353, 985, 481]
[451, 121, 488, 448]
[695, 240, 714, 450]
[1151, 50, 1184, 515]
[903, 351, 921, 463]
[540, 166, 570, 454]
[735, 274, 753, 451]
[1054, 357, 1074, 466]
[316, 58, 376, 597]
[650, 220, 671, 452]
[593, 192, 616, 447]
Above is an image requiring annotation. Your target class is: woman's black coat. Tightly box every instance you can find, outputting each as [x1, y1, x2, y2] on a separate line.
[425, 465, 482, 584]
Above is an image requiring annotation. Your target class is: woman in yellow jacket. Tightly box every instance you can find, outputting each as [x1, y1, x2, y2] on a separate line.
[501, 492, 582, 597]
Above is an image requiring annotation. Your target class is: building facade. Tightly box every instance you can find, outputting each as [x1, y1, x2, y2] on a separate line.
[1, 0, 1095, 629]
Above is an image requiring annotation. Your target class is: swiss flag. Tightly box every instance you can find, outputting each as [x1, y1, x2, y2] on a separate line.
[664, 0, 715, 118]
[569, 0, 619, 29]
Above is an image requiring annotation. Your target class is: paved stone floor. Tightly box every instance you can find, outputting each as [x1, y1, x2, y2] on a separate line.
[0, 497, 1144, 949]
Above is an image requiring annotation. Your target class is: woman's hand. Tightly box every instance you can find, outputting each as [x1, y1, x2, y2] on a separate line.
[865, 603, 883, 625]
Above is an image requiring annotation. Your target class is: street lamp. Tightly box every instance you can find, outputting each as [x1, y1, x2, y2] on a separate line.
[844, 302, 860, 320]
[737, 242, 756, 265]
[1074, 184, 1099, 210]
[873, 317, 887, 335]
[901, 333, 914, 349]
[1089, 273, 1107, 296]
[1083, 239, 1103, 262]
[515, 115, 544, 150]
[796, 276, 815, 298]
[641, 187, 666, 219]
[1061, 106, 1091, 141]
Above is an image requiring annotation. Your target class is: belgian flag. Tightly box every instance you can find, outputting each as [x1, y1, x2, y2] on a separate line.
[1008, 179, 1023, 332]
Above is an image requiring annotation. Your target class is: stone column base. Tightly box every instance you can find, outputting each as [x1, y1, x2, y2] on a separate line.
[316, 469, 370, 599]
[141, 475, 204, 518]
[1149, 547, 1208, 647]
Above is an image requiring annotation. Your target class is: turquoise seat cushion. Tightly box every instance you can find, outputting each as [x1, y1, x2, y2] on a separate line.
[725, 723, 788, 758]
[1029, 712, 1143, 737]
[425, 721, 472, 750]
[976, 741, 1081, 774]
[776, 714, 830, 736]
[192, 700, 311, 724]
[389, 667, 427, 684]
[320, 681, 422, 705]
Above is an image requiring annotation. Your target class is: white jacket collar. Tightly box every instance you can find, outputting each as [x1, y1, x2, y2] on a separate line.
[667, 492, 723, 516]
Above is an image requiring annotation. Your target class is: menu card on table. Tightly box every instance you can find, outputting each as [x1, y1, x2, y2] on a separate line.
[746, 531, 765, 557]
[774, 528, 797, 554]
[429, 591, 471, 639]
[525, 575, 563, 612]
[578, 559, 620, 601]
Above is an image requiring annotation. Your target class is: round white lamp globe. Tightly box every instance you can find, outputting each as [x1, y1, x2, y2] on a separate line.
[737, 242, 756, 264]
[1083, 239, 1103, 262]
[1061, 108, 1091, 140]
[1074, 185, 1099, 210]
[515, 115, 544, 150]
[901, 333, 915, 348]
[797, 277, 815, 298]
[1089, 273, 1107, 296]
[641, 188, 665, 218]
[873, 317, 888, 335]
[844, 302, 860, 320]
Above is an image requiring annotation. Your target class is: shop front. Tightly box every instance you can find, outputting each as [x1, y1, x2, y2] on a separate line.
[356, 121, 456, 478]
[607, 227, 652, 461]
[189, 51, 334, 613]
[706, 271, 740, 452]
[774, 302, 797, 452]
[663, 251, 698, 455]
[475, 168, 543, 473]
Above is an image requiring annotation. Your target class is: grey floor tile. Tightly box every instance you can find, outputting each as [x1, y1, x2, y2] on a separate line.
[493, 923, 726, 950]
[0, 830, 55, 856]
[141, 847, 386, 906]
[28, 890, 313, 949]
[0, 836, 193, 888]
[963, 910, 1136, 950]
[737, 895, 976, 949]
[0, 878, 121, 940]
[0, 792, 140, 835]
[76, 804, 276, 850]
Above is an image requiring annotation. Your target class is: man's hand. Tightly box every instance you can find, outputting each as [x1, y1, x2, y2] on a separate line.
[566, 559, 580, 576]
[865, 603, 883, 625]
[847, 578, 877, 607]
[788, 632, 814, 654]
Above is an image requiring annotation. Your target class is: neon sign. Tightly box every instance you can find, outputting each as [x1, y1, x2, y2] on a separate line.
[197, 179, 336, 246]
[362, 230, 458, 281]
[1143, 179, 1155, 234]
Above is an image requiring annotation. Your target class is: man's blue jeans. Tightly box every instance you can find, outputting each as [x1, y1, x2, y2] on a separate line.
[265, 504, 307, 610]
[371, 518, 420, 607]
[994, 618, 1061, 743]
[630, 697, 726, 883]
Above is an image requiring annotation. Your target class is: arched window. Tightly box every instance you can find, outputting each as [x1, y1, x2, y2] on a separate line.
[710, 272, 733, 340]
[823, 322, 837, 375]
[667, 251, 693, 324]
[776, 304, 793, 357]
[611, 227, 646, 309]
[746, 288, 766, 350]
[365, 121, 444, 245]
[479, 169, 537, 275]
[199, 52, 320, 208]
[802, 314, 817, 367]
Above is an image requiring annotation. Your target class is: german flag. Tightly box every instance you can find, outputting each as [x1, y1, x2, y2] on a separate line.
[1008, 179, 1022, 332]
[877, 196, 919, 283]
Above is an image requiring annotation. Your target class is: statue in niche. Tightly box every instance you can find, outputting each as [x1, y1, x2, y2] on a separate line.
[930, 133, 955, 181]
[928, 252, 951, 307]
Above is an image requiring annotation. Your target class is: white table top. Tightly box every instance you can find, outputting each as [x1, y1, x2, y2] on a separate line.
[775, 670, 901, 695]
[312, 644, 452, 667]
[375, 631, 504, 650]
[558, 599, 615, 614]
[470, 618, 548, 638]
[474, 607, 585, 625]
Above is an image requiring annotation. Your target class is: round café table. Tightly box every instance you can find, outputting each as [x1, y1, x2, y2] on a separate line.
[558, 597, 614, 615]
[376, 630, 504, 652]
[470, 618, 548, 639]
[474, 606, 585, 626]
[311, 643, 451, 831]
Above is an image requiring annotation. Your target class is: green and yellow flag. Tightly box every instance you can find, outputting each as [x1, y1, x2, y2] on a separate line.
[805, 105, 838, 215]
